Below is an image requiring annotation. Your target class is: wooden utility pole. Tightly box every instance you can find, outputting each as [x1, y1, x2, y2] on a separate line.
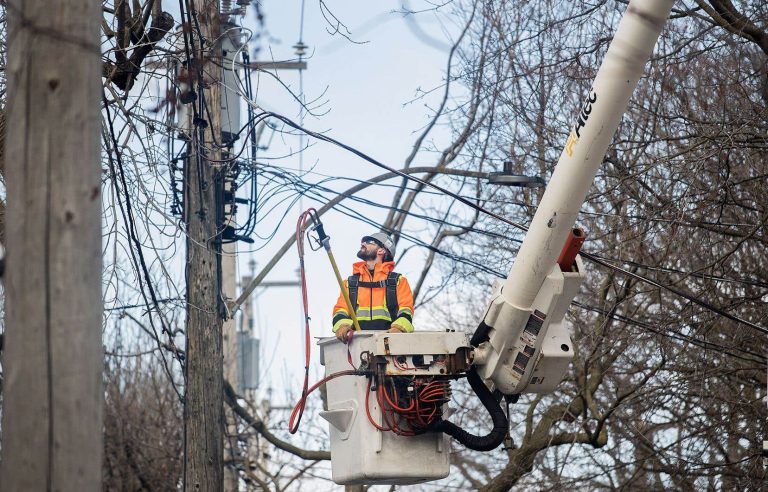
[0, 0, 103, 490]
[184, 0, 225, 489]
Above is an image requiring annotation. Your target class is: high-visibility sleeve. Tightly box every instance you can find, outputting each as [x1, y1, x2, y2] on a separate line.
[390, 276, 415, 333]
[332, 280, 353, 332]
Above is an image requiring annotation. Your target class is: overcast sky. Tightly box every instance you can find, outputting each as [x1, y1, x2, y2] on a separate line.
[234, 1, 464, 413]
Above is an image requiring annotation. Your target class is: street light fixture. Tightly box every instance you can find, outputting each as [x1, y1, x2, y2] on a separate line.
[488, 161, 546, 188]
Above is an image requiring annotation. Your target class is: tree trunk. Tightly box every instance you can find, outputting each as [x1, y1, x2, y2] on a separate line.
[0, 0, 103, 489]
[183, 1, 225, 490]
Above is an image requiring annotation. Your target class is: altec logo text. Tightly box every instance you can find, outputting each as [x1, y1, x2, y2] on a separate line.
[564, 90, 597, 157]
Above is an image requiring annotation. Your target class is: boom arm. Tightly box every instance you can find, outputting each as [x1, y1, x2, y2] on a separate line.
[317, 2, 678, 480]
[472, 0, 675, 395]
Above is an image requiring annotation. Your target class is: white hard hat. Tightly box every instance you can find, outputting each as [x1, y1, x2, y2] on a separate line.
[362, 232, 396, 259]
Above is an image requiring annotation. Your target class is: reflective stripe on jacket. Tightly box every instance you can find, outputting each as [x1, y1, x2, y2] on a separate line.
[332, 261, 414, 332]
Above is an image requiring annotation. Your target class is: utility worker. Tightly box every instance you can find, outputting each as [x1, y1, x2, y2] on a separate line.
[332, 232, 414, 342]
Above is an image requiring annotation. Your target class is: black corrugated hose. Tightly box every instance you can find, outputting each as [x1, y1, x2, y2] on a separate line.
[431, 367, 508, 451]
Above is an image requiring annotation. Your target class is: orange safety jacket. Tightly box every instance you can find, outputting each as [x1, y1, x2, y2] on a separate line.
[332, 261, 414, 333]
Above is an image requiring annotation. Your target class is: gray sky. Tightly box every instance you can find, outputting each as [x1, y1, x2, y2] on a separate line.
[235, 1, 464, 410]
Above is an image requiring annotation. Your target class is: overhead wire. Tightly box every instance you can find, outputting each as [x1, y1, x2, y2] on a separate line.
[247, 165, 511, 275]
[238, 154, 765, 305]
[242, 160, 766, 301]
[172, 0, 768, 362]
[244, 161, 766, 293]
[586, 253, 768, 289]
[234, 161, 764, 364]
[572, 300, 766, 364]
[240, 45, 260, 237]
[245, 111, 768, 338]
[221, 42, 766, 362]
[255, 164, 519, 244]
[581, 251, 768, 336]
[103, 95, 184, 401]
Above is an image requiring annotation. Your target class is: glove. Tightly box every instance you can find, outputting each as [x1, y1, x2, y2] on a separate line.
[335, 324, 353, 342]
[387, 324, 405, 333]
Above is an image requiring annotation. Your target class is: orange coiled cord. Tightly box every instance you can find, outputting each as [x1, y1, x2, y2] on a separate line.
[365, 376, 451, 436]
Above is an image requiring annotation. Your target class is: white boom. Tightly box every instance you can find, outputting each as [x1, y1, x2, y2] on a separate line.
[319, 0, 676, 485]
[473, 0, 675, 395]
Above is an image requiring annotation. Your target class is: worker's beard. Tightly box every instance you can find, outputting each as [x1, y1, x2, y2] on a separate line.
[357, 248, 377, 261]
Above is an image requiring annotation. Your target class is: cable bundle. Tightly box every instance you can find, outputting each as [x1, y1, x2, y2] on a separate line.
[366, 376, 451, 436]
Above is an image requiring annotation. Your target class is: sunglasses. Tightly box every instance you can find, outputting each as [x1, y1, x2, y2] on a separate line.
[362, 239, 383, 247]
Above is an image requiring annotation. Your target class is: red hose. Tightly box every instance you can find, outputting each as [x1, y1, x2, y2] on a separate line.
[288, 370, 359, 432]
[288, 208, 319, 434]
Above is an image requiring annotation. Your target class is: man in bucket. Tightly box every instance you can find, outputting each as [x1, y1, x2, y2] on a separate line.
[332, 232, 414, 342]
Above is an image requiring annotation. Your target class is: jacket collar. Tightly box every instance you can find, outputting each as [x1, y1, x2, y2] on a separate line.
[352, 260, 395, 278]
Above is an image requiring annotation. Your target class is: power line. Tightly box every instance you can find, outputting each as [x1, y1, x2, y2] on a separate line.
[301, 179, 765, 365]
[103, 95, 184, 401]
[581, 252, 768, 336]
[587, 254, 768, 289]
[234, 142, 768, 348]
[198, 99, 767, 344]
[256, 111, 768, 338]
[250, 164, 765, 364]
[327, 178, 768, 289]
[572, 301, 766, 365]
[105, 298, 183, 312]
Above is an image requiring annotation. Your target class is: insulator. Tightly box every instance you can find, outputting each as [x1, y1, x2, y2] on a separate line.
[293, 41, 308, 58]
[237, 0, 249, 16]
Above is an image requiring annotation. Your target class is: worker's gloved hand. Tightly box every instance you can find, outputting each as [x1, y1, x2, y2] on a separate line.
[335, 324, 353, 342]
[387, 325, 405, 334]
